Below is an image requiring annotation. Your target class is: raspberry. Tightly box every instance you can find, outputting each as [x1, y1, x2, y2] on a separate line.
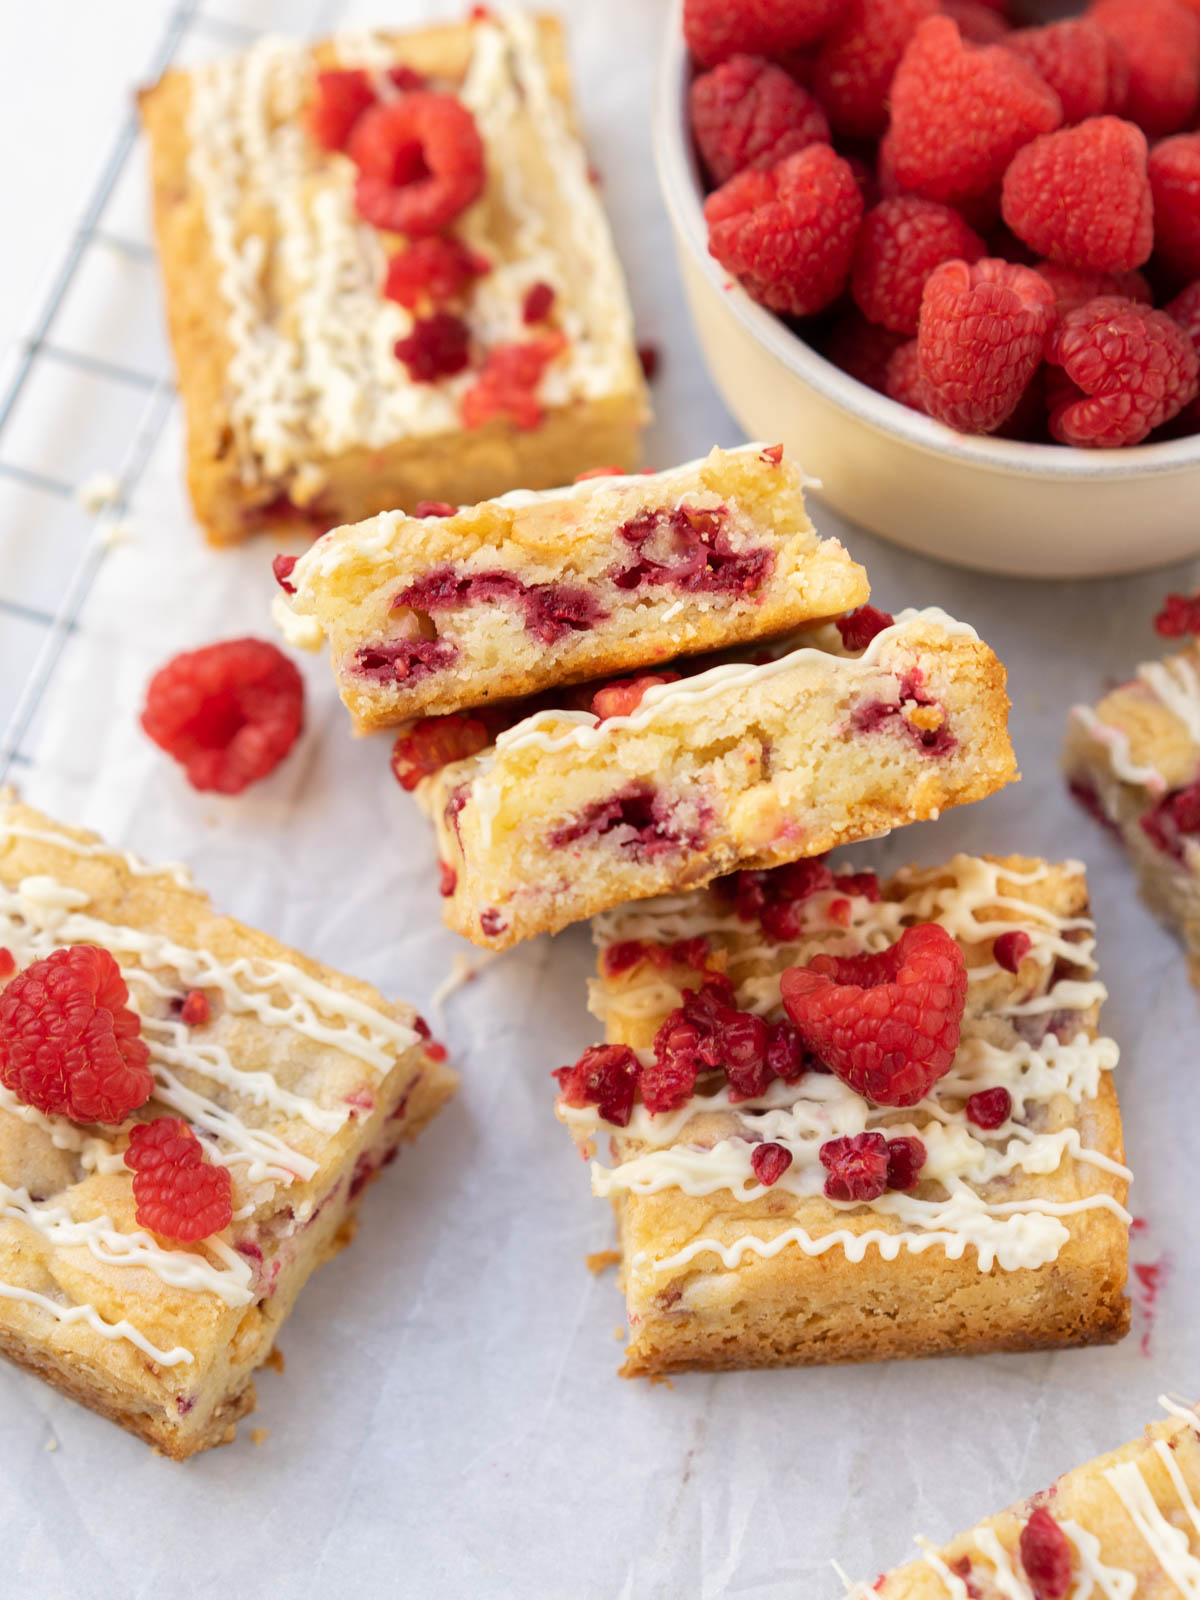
[141, 638, 304, 795]
[592, 673, 681, 721]
[820, 1131, 889, 1200]
[852, 197, 985, 335]
[918, 258, 1056, 433]
[644, 975, 774, 1109]
[393, 312, 471, 382]
[1001, 118, 1152, 274]
[390, 713, 490, 790]
[1149, 136, 1200, 282]
[124, 1117, 233, 1243]
[683, 0, 849, 67]
[1089, 0, 1200, 138]
[1019, 1508, 1073, 1600]
[1046, 296, 1199, 445]
[751, 1141, 794, 1185]
[885, 1134, 926, 1189]
[552, 1044, 640, 1127]
[414, 500, 457, 518]
[823, 311, 906, 391]
[439, 861, 457, 897]
[689, 55, 831, 186]
[1141, 780, 1200, 856]
[780, 922, 968, 1106]
[460, 333, 566, 430]
[179, 990, 209, 1026]
[643, 1013, 703, 1112]
[888, 18, 1062, 205]
[836, 605, 895, 650]
[766, 1021, 808, 1081]
[704, 144, 863, 316]
[0, 947, 153, 1124]
[966, 1085, 1012, 1127]
[1035, 261, 1151, 316]
[522, 281, 556, 324]
[307, 69, 376, 152]
[835, 870, 882, 901]
[383, 236, 490, 310]
[1006, 20, 1125, 123]
[0, 949, 14, 978]
[1155, 589, 1200, 636]
[941, 0, 1011, 46]
[993, 930, 1031, 972]
[812, 0, 940, 140]
[884, 339, 929, 412]
[349, 92, 485, 237]
[272, 553, 298, 595]
[730, 858, 836, 941]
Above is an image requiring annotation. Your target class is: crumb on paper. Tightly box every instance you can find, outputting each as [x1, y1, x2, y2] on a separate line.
[613, 1326, 626, 1341]
[586, 1249, 621, 1275]
[75, 470, 122, 515]
[44, 1436, 58, 1453]
[265, 1347, 285, 1375]
[250, 1428, 269, 1447]
[99, 518, 135, 549]
[648, 1375, 675, 1389]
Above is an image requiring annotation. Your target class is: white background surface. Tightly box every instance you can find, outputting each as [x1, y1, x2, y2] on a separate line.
[0, 3, 1196, 1596]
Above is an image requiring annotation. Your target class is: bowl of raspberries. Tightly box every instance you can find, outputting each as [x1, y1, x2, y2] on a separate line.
[655, 0, 1200, 576]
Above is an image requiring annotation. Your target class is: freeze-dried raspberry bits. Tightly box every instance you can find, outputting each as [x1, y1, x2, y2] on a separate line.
[1034, 262, 1150, 317]
[390, 713, 490, 790]
[820, 1131, 889, 1201]
[852, 197, 985, 335]
[812, 0, 939, 140]
[383, 236, 490, 310]
[125, 1117, 233, 1243]
[460, 333, 565, 430]
[836, 605, 894, 650]
[1149, 136, 1200, 284]
[307, 69, 376, 152]
[689, 55, 830, 186]
[1001, 118, 1152, 274]
[141, 638, 304, 795]
[704, 144, 863, 317]
[1046, 296, 1200, 446]
[887, 17, 1062, 205]
[394, 312, 471, 382]
[592, 674, 681, 721]
[966, 1086, 1012, 1128]
[0, 946, 153, 1124]
[683, 0, 849, 67]
[751, 1141, 793, 1186]
[552, 1044, 640, 1127]
[1089, 0, 1200, 138]
[349, 92, 485, 237]
[1019, 1507, 1073, 1600]
[1006, 20, 1126, 125]
[780, 922, 968, 1106]
[1155, 590, 1200, 638]
[918, 258, 1056, 433]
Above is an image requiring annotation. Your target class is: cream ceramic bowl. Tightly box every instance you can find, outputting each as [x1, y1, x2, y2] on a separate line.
[652, 8, 1200, 578]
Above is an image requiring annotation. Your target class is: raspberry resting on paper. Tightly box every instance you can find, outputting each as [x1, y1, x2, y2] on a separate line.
[349, 92, 485, 237]
[1046, 296, 1200, 446]
[851, 197, 985, 335]
[124, 1117, 233, 1243]
[683, 0, 850, 67]
[689, 55, 831, 185]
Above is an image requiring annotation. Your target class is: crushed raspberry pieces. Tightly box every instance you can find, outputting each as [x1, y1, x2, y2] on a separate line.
[124, 1117, 233, 1243]
[836, 604, 894, 651]
[348, 93, 485, 237]
[1019, 1507, 1074, 1600]
[683, 0, 849, 66]
[553, 1043, 640, 1127]
[1006, 20, 1127, 125]
[781, 922, 968, 1106]
[705, 144, 863, 316]
[966, 1085, 1012, 1128]
[603, 936, 711, 978]
[0, 946, 153, 1124]
[760, 442, 783, 464]
[1155, 592, 1200, 637]
[394, 312, 471, 382]
[1149, 136, 1200, 284]
[820, 1131, 889, 1201]
[885, 1134, 926, 1189]
[592, 674, 681, 721]
[812, 0, 940, 141]
[750, 1141, 793, 1186]
[141, 638, 304, 795]
[272, 553, 298, 594]
[521, 281, 556, 324]
[993, 930, 1031, 973]
[460, 333, 566, 430]
[690, 55, 831, 187]
[643, 975, 775, 1110]
[852, 197, 984, 336]
[179, 990, 209, 1027]
[731, 857, 836, 941]
[414, 500, 457, 518]
[1090, 0, 1200, 139]
[383, 236, 490, 311]
[1046, 296, 1199, 446]
[390, 713, 490, 790]
[438, 860, 457, 897]
[396, 565, 605, 644]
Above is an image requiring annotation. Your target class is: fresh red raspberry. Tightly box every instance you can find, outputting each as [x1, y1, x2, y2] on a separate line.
[884, 338, 930, 412]
[751, 1141, 794, 1185]
[689, 55, 831, 185]
[552, 1044, 640, 1127]
[823, 311, 906, 391]
[522, 281, 556, 324]
[124, 1117, 233, 1242]
[383, 236, 490, 310]
[940, 0, 1011, 46]
[704, 144, 863, 316]
[780, 922, 968, 1106]
[966, 1085, 1012, 1127]
[1046, 296, 1200, 445]
[1006, 20, 1126, 123]
[1001, 118, 1152, 274]
[592, 673, 681, 721]
[0, 946, 153, 1124]
[993, 930, 1031, 972]
[272, 553, 298, 595]
[307, 69, 376, 152]
[836, 605, 895, 650]
[1149, 136, 1200, 283]
[885, 1134, 926, 1189]
[812, 0, 940, 140]
[349, 92, 485, 237]
[0, 949, 14, 979]
[852, 197, 985, 335]
[1089, 0, 1200, 138]
[1155, 588, 1200, 637]
[141, 639, 304, 795]
[820, 1131, 889, 1200]
[887, 18, 1062, 205]
[394, 312, 471, 382]
[1019, 1508, 1074, 1600]
[390, 713, 490, 790]
[1034, 261, 1151, 316]
[683, 0, 850, 67]
[179, 990, 209, 1026]
[918, 258, 1056, 433]
[460, 333, 565, 430]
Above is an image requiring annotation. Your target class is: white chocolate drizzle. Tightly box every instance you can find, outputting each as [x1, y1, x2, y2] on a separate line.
[0, 1282, 193, 1367]
[1104, 1451, 1200, 1593]
[1069, 705, 1167, 795]
[1139, 653, 1200, 747]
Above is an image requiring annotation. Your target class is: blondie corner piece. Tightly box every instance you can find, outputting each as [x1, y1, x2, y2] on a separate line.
[847, 1399, 1200, 1598]
[139, 10, 648, 545]
[0, 799, 456, 1458]
[1065, 634, 1200, 987]
[274, 444, 869, 733]
[424, 608, 1017, 950]
[558, 853, 1128, 1376]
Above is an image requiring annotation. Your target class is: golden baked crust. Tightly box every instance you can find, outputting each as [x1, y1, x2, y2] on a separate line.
[561, 854, 1129, 1376]
[0, 798, 456, 1457]
[139, 14, 649, 545]
[278, 444, 870, 732]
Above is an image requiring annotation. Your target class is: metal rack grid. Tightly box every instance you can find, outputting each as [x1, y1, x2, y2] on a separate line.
[0, 0, 345, 784]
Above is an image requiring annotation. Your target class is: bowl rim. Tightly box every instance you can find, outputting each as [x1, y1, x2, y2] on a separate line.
[651, 6, 1200, 484]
